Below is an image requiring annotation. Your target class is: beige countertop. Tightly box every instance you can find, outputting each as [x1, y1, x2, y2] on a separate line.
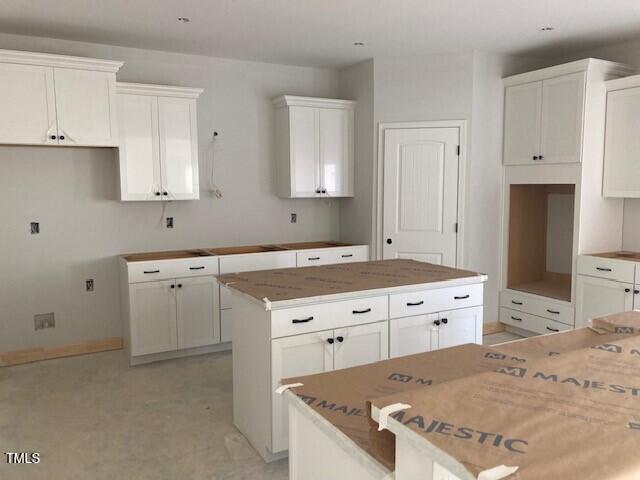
[589, 250, 640, 261]
[217, 259, 485, 306]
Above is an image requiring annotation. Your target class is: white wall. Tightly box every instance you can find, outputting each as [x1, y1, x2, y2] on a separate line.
[550, 38, 640, 251]
[338, 60, 375, 246]
[0, 33, 341, 352]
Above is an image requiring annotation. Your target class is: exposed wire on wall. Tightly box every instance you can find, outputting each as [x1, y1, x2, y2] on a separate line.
[209, 131, 223, 199]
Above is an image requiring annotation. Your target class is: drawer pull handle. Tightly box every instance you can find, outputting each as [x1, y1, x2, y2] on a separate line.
[308, 257, 321, 261]
[143, 270, 160, 274]
[546, 326, 559, 332]
[511, 316, 523, 322]
[454, 295, 470, 300]
[189, 266, 205, 270]
[341, 254, 353, 258]
[596, 267, 612, 272]
[406, 300, 424, 307]
[352, 308, 372, 314]
[292, 316, 314, 324]
[511, 300, 523, 305]
[546, 309, 560, 315]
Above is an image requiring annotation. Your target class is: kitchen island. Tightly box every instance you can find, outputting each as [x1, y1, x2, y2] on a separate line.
[217, 259, 487, 461]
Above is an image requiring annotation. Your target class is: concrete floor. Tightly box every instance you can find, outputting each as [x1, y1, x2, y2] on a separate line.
[483, 331, 524, 345]
[0, 350, 287, 480]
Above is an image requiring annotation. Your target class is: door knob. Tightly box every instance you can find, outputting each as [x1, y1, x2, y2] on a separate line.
[336, 336, 344, 343]
[386, 238, 392, 245]
[441, 318, 448, 324]
[434, 319, 441, 326]
[327, 338, 334, 344]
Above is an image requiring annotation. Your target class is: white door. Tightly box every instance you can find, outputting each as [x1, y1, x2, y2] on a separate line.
[333, 321, 388, 370]
[129, 280, 178, 356]
[383, 127, 460, 266]
[389, 314, 437, 358]
[434, 307, 482, 350]
[320, 107, 354, 197]
[271, 331, 333, 453]
[603, 87, 640, 197]
[0, 63, 58, 145]
[503, 81, 543, 165]
[540, 72, 585, 164]
[176, 276, 219, 349]
[158, 96, 199, 200]
[117, 93, 162, 201]
[575, 275, 633, 328]
[290, 106, 320, 197]
[53, 68, 118, 146]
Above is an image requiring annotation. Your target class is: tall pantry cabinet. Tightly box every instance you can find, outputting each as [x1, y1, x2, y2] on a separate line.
[499, 59, 633, 336]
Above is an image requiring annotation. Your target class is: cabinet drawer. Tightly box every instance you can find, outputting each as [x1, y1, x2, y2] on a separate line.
[271, 295, 388, 339]
[500, 290, 574, 326]
[577, 255, 635, 283]
[218, 251, 296, 274]
[500, 307, 573, 335]
[128, 257, 219, 283]
[296, 250, 335, 266]
[389, 284, 483, 319]
[331, 247, 369, 264]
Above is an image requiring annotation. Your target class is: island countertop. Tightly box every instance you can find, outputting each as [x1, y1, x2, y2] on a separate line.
[217, 259, 486, 309]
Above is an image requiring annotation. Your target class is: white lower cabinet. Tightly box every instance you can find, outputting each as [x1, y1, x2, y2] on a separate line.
[129, 280, 178, 356]
[390, 307, 483, 359]
[271, 331, 334, 453]
[128, 276, 218, 358]
[575, 275, 634, 328]
[390, 314, 437, 358]
[176, 276, 219, 349]
[334, 321, 389, 370]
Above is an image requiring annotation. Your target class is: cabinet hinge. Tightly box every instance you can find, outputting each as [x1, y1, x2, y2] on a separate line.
[457, 145, 461, 156]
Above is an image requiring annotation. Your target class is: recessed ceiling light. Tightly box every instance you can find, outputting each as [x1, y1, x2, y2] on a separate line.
[177, 17, 190, 23]
[353, 42, 365, 46]
[540, 26, 554, 32]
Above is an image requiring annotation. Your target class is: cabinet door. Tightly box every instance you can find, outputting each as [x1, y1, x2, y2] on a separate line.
[319, 107, 354, 197]
[434, 307, 483, 350]
[603, 87, 640, 197]
[289, 106, 320, 197]
[158, 96, 199, 200]
[176, 276, 219, 349]
[117, 93, 162, 201]
[390, 314, 437, 358]
[271, 331, 333, 453]
[334, 321, 389, 370]
[129, 280, 178, 356]
[53, 68, 118, 146]
[540, 72, 585, 164]
[575, 275, 633, 329]
[503, 81, 542, 165]
[0, 63, 57, 145]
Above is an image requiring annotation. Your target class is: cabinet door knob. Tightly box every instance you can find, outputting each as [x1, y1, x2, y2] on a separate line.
[155, 192, 161, 196]
[177, 284, 182, 288]
[50, 135, 57, 140]
[635, 290, 640, 295]
[336, 336, 344, 343]
[625, 288, 631, 293]
[59, 135, 65, 140]
[434, 319, 441, 326]
[163, 191, 168, 196]
[533, 155, 539, 160]
[170, 284, 175, 289]
[441, 318, 448, 324]
[539, 155, 544, 160]
[327, 338, 334, 344]
[315, 189, 321, 194]
[321, 189, 327, 194]
[386, 238, 392, 245]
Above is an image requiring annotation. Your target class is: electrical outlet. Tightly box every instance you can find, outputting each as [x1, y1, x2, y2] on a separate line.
[34, 313, 55, 331]
[86, 279, 94, 292]
[290, 213, 297, 224]
[166, 217, 174, 229]
[30, 222, 40, 234]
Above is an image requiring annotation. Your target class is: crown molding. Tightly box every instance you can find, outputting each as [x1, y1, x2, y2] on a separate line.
[0, 48, 123, 73]
[272, 95, 356, 109]
[116, 82, 203, 98]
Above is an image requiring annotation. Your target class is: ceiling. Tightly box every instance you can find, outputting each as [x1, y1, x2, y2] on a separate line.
[1, 0, 640, 69]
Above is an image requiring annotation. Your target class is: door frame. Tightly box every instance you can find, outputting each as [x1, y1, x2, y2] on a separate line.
[373, 120, 468, 267]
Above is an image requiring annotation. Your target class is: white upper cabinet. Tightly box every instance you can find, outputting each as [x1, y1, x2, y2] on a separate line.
[117, 83, 202, 201]
[504, 71, 585, 165]
[603, 79, 640, 197]
[503, 81, 542, 165]
[0, 49, 122, 147]
[273, 95, 355, 198]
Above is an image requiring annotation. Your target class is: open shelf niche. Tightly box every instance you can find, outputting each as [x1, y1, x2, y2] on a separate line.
[507, 184, 575, 302]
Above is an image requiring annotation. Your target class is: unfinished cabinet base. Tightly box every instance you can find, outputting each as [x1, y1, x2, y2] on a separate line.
[128, 341, 230, 366]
